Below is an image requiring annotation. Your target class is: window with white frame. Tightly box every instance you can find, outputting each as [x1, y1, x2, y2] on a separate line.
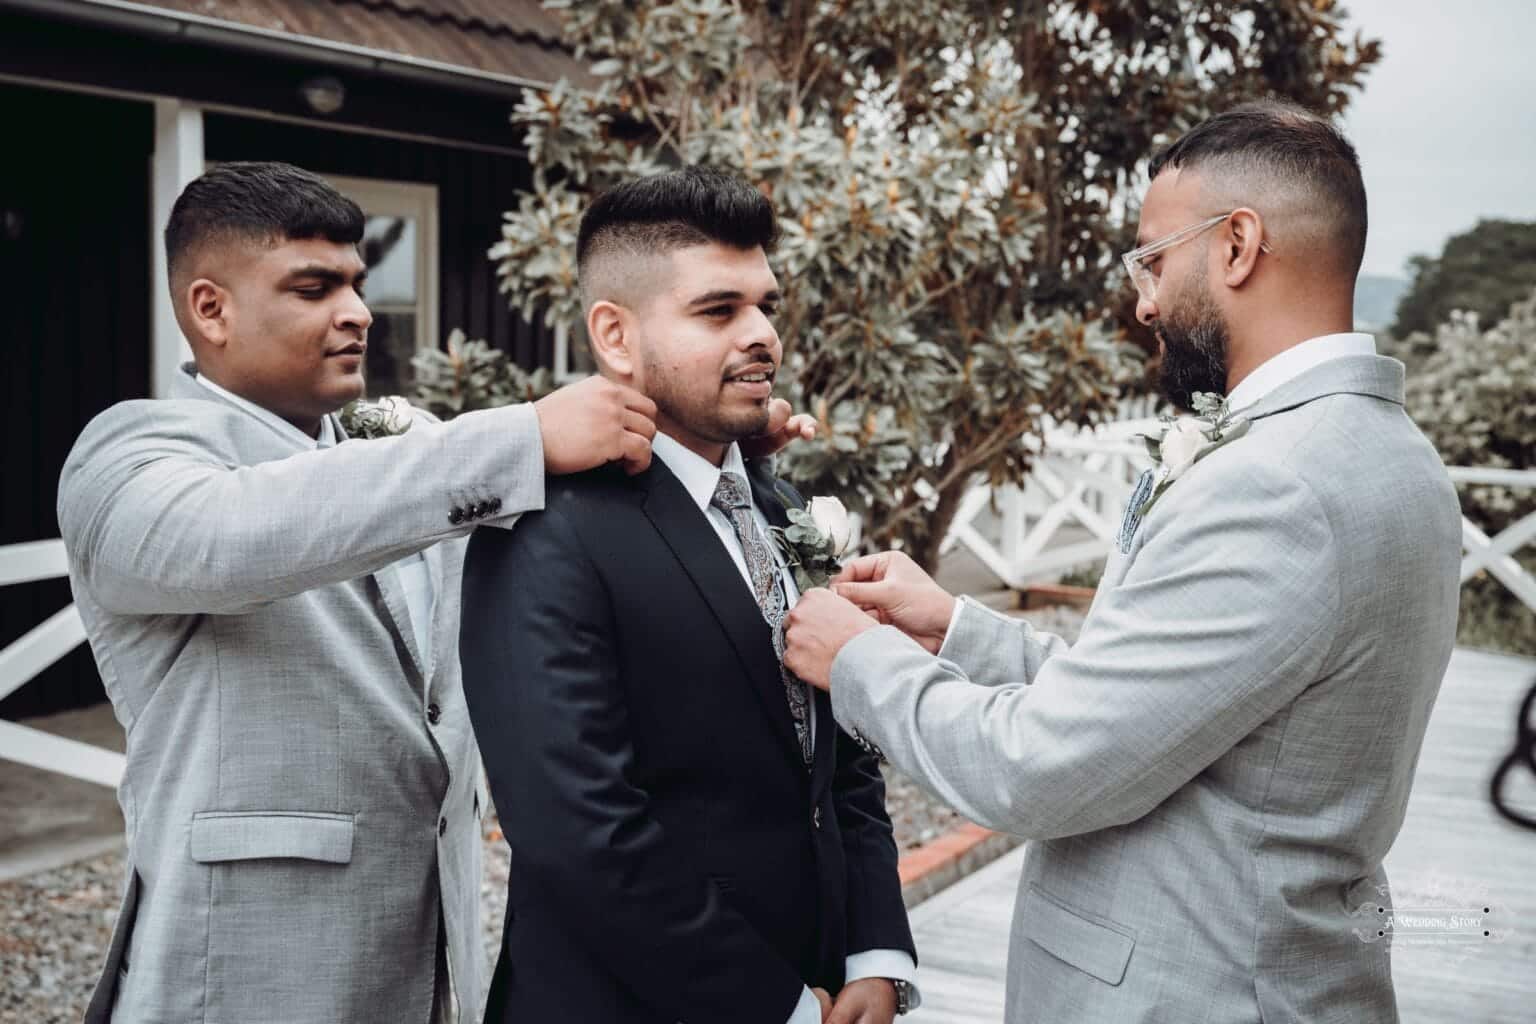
[325, 175, 439, 398]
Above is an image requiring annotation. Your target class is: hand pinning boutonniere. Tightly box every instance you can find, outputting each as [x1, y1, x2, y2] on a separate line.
[1136, 391, 1250, 516]
[772, 496, 853, 592]
[338, 396, 415, 440]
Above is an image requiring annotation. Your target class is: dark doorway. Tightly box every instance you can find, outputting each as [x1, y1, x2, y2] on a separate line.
[0, 81, 153, 719]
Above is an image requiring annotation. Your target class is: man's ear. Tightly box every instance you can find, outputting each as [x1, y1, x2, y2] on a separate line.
[1222, 207, 1265, 288]
[185, 278, 232, 348]
[586, 300, 637, 378]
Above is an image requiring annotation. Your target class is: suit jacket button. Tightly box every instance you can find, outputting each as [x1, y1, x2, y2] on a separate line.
[426, 703, 441, 725]
[474, 501, 493, 519]
[812, 806, 822, 830]
[448, 507, 466, 525]
[438, 817, 447, 837]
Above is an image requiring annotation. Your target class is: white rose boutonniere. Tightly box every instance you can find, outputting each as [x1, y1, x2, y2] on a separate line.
[1137, 391, 1249, 516]
[773, 495, 853, 592]
[339, 395, 415, 440]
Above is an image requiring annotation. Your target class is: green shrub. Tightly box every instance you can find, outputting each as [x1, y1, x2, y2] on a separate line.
[410, 329, 557, 419]
[1397, 291, 1536, 655]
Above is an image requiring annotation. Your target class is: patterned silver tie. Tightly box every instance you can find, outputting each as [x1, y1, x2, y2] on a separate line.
[710, 472, 814, 766]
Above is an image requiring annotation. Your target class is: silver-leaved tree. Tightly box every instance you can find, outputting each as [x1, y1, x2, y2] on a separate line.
[486, 0, 1379, 569]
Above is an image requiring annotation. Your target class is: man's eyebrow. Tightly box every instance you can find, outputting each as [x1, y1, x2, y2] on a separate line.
[686, 288, 782, 307]
[280, 264, 368, 285]
[686, 289, 745, 307]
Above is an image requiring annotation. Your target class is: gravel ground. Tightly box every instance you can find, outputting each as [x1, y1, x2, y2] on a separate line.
[1, 604, 1086, 1023]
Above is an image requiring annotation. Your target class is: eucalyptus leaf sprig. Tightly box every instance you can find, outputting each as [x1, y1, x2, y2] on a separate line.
[772, 496, 853, 592]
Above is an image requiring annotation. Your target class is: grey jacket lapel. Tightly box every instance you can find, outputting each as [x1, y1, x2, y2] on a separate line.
[1239, 354, 1405, 423]
[331, 409, 426, 682]
[373, 565, 428, 686]
[177, 362, 429, 683]
[423, 541, 455, 678]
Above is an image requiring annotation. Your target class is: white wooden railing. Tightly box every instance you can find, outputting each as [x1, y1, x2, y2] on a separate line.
[0, 540, 125, 787]
[1447, 468, 1536, 612]
[939, 398, 1163, 588]
[941, 413, 1536, 618]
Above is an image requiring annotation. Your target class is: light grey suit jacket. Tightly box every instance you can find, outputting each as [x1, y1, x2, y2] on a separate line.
[58, 366, 544, 1024]
[831, 355, 1462, 1023]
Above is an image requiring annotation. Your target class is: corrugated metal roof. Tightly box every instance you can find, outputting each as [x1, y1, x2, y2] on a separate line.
[125, 0, 583, 88]
[339, 0, 566, 44]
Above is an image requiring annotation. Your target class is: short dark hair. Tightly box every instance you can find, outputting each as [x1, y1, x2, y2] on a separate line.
[576, 165, 776, 304]
[1148, 99, 1368, 275]
[165, 161, 364, 283]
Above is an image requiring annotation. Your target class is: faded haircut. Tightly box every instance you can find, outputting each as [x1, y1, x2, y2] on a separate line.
[576, 165, 777, 310]
[1149, 99, 1368, 277]
[165, 161, 364, 290]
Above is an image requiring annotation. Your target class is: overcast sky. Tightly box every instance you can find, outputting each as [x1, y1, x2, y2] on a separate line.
[1338, 0, 1536, 278]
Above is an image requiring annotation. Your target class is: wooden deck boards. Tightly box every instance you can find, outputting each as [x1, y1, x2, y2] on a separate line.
[906, 647, 1536, 1022]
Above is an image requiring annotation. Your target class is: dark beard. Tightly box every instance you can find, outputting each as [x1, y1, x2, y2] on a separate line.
[1154, 276, 1230, 412]
[641, 353, 772, 446]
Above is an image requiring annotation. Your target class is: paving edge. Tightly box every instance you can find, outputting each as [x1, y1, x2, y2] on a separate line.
[0, 833, 124, 883]
[897, 822, 1023, 908]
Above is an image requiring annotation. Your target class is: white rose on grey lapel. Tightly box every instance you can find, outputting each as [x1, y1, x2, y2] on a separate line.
[1133, 391, 1249, 523]
[338, 395, 415, 440]
[807, 495, 853, 556]
[1158, 418, 1207, 481]
[375, 395, 415, 434]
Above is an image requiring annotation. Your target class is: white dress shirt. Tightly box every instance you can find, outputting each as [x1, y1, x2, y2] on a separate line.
[1225, 331, 1377, 413]
[650, 432, 920, 1021]
[194, 375, 436, 674]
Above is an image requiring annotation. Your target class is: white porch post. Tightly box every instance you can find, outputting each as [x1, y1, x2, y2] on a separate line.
[151, 99, 203, 399]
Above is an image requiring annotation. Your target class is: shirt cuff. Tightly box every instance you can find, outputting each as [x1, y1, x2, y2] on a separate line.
[935, 595, 968, 661]
[845, 949, 921, 1010]
[787, 985, 822, 1024]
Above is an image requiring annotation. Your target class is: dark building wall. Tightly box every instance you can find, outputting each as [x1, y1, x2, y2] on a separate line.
[2, 81, 554, 720]
[0, 81, 154, 718]
[204, 114, 557, 370]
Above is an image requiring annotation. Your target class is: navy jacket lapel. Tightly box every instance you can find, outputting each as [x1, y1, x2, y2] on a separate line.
[638, 459, 807, 768]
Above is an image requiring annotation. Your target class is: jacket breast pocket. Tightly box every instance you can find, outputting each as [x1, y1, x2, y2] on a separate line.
[190, 810, 355, 864]
[1022, 884, 1136, 986]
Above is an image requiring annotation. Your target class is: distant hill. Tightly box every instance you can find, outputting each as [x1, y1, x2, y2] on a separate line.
[1355, 274, 1409, 334]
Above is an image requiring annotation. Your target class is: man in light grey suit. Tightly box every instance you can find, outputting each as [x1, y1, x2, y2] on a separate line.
[783, 102, 1463, 1022]
[55, 162, 676, 1023]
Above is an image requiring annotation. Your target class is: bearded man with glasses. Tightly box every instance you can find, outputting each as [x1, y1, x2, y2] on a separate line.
[783, 99, 1463, 1023]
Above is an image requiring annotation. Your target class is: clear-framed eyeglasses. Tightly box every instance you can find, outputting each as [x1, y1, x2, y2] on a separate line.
[1121, 211, 1274, 302]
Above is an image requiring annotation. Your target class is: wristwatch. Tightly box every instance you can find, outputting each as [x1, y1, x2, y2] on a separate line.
[891, 979, 912, 1015]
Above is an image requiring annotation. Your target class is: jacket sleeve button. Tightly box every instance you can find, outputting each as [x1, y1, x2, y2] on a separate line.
[448, 507, 466, 525]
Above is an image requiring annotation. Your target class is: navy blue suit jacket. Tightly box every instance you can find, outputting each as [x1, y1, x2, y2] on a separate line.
[460, 456, 914, 1024]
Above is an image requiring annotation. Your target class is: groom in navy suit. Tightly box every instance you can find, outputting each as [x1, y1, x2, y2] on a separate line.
[460, 167, 918, 1023]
